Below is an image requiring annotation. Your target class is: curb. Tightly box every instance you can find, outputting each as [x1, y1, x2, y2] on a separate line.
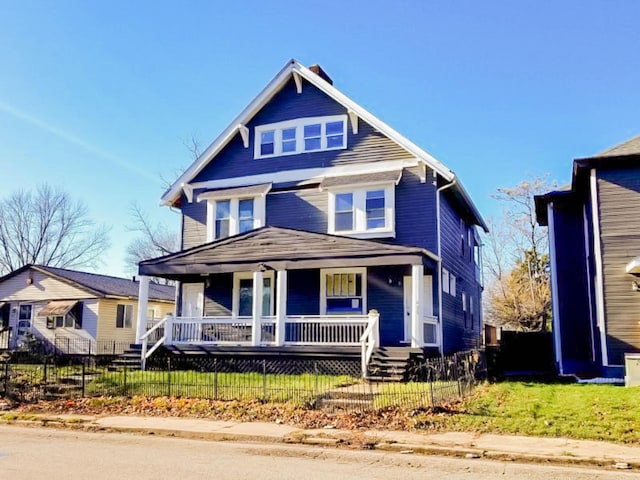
[1, 416, 636, 471]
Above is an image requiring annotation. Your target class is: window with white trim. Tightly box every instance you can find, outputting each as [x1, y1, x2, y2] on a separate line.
[442, 268, 450, 294]
[328, 185, 395, 238]
[449, 273, 456, 297]
[321, 268, 366, 315]
[206, 197, 265, 242]
[254, 115, 347, 159]
[462, 291, 468, 328]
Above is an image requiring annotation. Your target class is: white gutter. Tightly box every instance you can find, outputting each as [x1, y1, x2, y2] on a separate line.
[436, 177, 458, 355]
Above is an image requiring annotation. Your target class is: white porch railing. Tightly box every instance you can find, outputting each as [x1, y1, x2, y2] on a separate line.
[140, 311, 382, 373]
[285, 315, 369, 345]
[360, 310, 380, 378]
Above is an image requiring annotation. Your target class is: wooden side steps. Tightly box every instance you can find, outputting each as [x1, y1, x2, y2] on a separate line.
[109, 344, 143, 370]
[366, 347, 420, 382]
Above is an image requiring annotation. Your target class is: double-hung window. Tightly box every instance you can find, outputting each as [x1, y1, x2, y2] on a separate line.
[328, 185, 394, 238]
[199, 184, 270, 243]
[255, 115, 347, 159]
[116, 304, 133, 329]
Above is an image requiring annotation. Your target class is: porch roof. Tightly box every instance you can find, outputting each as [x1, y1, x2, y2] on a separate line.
[139, 226, 439, 278]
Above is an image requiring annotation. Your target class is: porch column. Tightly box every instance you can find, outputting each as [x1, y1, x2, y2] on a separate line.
[135, 275, 150, 344]
[252, 271, 264, 346]
[411, 264, 424, 348]
[275, 270, 287, 346]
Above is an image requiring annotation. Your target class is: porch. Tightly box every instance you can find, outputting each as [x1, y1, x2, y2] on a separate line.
[136, 227, 441, 376]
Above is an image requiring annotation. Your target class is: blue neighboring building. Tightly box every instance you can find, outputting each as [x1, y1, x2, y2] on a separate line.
[137, 60, 487, 373]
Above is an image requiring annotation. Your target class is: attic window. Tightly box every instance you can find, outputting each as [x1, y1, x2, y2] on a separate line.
[254, 115, 347, 159]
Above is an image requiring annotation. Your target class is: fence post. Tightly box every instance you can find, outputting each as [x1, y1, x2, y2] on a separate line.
[213, 358, 218, 399]
[81, 358, 86, 397]
[167, 356, 172, 397]
[314, 361, 318, 398]
[3, 361, 8, 397]
[262, 359, 267, 400]
[123, 364, 128, 396]
[455, 353, 462, 398]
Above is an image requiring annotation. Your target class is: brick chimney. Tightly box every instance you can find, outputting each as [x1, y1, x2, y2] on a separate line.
[308, 64, 333, 85]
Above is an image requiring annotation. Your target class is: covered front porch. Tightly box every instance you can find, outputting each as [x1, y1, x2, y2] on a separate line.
[135, 227, 441, 375]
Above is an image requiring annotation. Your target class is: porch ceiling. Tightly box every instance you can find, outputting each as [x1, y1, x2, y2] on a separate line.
[139, 226, 438, 278]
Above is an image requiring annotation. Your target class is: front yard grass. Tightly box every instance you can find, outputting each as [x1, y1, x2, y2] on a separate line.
[428, 381, 640, 443]
[85, 370, 356, 405]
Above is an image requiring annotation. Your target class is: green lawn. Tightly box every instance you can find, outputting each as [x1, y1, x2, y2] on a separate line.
[85, 370, 356, 405]
[425, 382, 640, 443]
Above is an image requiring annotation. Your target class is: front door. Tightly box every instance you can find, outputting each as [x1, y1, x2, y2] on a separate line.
[181, 283, 204, 317]
[403, 275, 433, 343]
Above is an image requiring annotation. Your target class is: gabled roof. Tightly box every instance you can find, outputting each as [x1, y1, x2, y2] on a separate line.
[0, 265, 175, 302]
[593, 134, 640, 158]
[535, 134, 640, 225]
[161, 59, 487, 231]
[139, 226, 439, 278]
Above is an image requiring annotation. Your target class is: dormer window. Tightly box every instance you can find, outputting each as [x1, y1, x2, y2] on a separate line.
[254, 115, 347, 159]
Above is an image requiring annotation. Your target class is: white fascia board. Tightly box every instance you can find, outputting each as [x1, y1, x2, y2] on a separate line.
[161, 60, 299, 206]
[162, 59, 457, 206]
[293, 63, 455, 181]
[189, 159, 417, 192]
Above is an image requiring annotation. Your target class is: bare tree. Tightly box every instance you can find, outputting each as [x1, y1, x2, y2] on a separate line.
[484, 175, 556, 331]
[0, 184, 110, 275]
[125, 203, 180, 282]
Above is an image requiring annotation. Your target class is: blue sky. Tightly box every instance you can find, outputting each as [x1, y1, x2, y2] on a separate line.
[1, 0, 639, 277]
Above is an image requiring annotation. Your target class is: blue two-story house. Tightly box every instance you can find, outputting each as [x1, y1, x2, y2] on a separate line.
[134, 60, 487, 376]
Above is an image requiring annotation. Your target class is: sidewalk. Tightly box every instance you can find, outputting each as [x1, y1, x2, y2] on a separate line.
[3, 413, 640, 470]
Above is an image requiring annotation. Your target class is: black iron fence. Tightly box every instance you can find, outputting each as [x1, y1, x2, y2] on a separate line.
[0, 350, 485, 412]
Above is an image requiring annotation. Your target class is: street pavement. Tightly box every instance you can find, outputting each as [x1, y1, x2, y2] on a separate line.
[3, 412, 640, 471]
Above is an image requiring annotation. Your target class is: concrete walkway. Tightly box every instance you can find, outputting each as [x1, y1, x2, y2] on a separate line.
[3, 413, 640, 470]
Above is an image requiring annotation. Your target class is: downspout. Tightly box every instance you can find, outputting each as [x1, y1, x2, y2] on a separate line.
[436, 177, 457, 356]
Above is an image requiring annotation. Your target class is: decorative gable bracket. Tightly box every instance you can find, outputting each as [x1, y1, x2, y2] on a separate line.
[347, 109, 358, 135]
[238, 124, 250, 148]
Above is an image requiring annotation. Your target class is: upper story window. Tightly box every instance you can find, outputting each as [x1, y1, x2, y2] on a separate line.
[327, 185, 395, 238]
[198, 184, 270, 243]
[207, 197, 264, 241]
[254, 115, 347, 159]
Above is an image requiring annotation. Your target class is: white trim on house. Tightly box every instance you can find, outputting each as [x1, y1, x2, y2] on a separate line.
[582, 204, 597, 364]
[204, 196, 266, 242]
[547, 202, 564, 374]
[188, 159, 417, 198]
[232, 271, 275, 317]
[326, 183, 395, 238]
[160, 60, 456, 206]
[319, 267, 367, 316]
[590, 168, 610, 367]
[254, 115, 347, 159]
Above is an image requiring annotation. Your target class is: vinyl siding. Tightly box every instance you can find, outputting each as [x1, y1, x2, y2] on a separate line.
[287, 269, 320, 315]
[597, 168, 640, 365]
[182, 165, 439, 251]
[96, 299, 173, 342]
[192, 78, 414, 183]
[439, 194, 482, 353]
[29, 300, 99, 345]
[204, 274, 232, 316]
[0, 270, 90, 301]
[182, 194, 207, 249]
[550, 198, 594, 372]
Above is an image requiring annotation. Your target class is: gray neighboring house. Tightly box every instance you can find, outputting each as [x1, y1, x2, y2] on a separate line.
[536, 135, 640, 378]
